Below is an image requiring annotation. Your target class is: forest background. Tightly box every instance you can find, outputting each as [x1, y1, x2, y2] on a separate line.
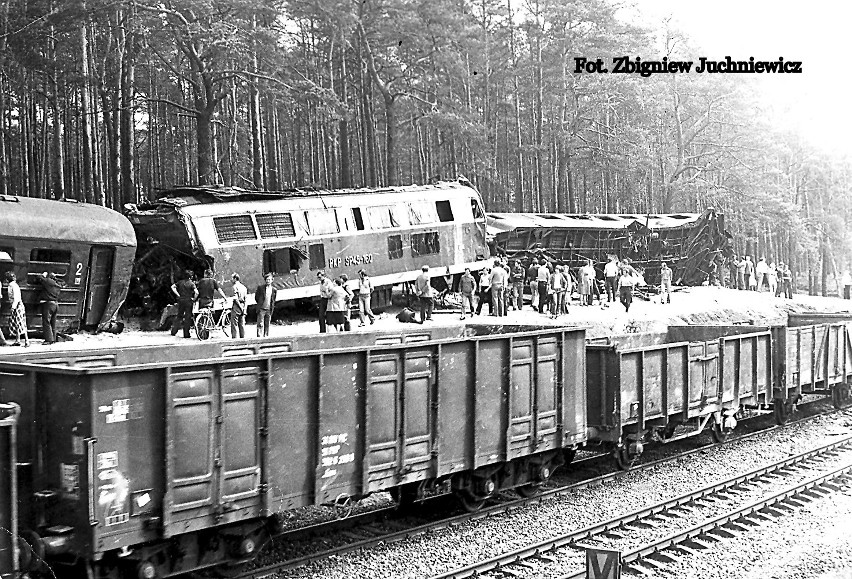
[0, 0, 850, 294]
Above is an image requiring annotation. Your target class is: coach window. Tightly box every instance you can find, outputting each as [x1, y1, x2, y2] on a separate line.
[309, 243, 326, 270]
[263, 247, 306, 275]
[387, 235, 403, 260]
[411, 232, 440, 256]
[436, 200, 454, 222]
[470, 198, 484, 220]
[30, 248, 72, 281]
[0, 247, 13, 280]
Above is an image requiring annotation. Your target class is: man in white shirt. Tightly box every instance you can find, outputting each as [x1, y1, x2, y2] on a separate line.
[489, 259, 507, 316]
[604, 255, 620, 303]
[536, 259, 550, 313]
[230, 273, 247, 338]
[755, 258, 769, 291]
[414, 266, 433, 323]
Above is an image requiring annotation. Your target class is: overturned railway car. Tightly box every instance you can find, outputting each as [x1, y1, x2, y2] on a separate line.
[0, 195, 136, 335]
[127, 179, 489, 312]
[0, 324, 586, 578]
[488, 209, 731, 285]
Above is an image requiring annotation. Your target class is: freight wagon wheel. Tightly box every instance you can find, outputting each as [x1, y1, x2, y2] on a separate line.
[457, 490, 487, 513]
[516, 483, 542, 498]
[563, 448, 577, 465]
[613, 446, 637, 471]
[711, 422, 730, 443]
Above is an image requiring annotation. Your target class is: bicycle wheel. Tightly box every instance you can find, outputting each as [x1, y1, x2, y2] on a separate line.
[221, 310, 231, 337]
[196, 313, 212, 340]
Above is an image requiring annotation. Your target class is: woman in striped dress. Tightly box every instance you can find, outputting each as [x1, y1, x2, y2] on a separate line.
[6, 272, 29, 347]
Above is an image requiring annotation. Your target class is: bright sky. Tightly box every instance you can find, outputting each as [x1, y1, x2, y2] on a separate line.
[621, 0, 852, 157]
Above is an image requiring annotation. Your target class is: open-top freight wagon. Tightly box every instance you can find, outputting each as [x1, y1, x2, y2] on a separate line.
[585, 318, 852, 469]
[0, 324, 586, 579]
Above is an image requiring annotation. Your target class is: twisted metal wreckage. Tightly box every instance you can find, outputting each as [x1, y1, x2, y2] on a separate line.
[487, 209, 733, 286]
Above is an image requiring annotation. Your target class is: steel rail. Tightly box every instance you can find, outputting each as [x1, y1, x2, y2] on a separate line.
[237, 406, 845, 579]
[429, 433, 852, 579]
[560, 457, 852, 578]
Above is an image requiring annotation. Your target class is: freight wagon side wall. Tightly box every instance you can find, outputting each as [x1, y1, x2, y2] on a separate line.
[2, 325, 588, 562]
[668, 325, 773, 408]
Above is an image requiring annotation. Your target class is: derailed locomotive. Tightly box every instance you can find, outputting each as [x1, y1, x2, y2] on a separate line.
[1, 316, 851, 579]
[126, 179, 489, 313]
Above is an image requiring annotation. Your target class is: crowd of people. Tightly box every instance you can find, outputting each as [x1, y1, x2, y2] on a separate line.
[0, 252, 802, 346]
[724, 256, 794, 298]
[445, 255, 645, 320]
[165, 267, 378, 338]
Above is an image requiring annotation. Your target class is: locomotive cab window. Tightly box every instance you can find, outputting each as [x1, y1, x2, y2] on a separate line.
[471, 198, 484, 220]
[436, 200, 454, 222]
[388, 235, 403, 260]
[263, 247, 305, 275]
[30, 248, 71, 280]
[411, 232, 440, 256]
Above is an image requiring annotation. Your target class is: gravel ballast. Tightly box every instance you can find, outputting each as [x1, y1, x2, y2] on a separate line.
[277, 410, 852, 579]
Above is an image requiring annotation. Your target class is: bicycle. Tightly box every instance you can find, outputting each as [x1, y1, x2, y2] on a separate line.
[193, 299, 232, 340]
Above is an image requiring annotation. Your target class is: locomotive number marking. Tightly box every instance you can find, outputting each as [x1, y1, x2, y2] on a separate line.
[327, 254, 373, 269]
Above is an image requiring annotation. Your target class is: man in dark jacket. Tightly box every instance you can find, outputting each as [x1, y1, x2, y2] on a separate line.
[35, 272, 62, 344]
[196, 269, 226, 308]
[170, 270, 198, 338]
[254, 273, 278, 337]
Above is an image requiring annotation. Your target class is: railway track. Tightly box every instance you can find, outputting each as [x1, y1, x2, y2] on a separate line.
[234, 405, 844, 579]
[429, 433, 852, 579]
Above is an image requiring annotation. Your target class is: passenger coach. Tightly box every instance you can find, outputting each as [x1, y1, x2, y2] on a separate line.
[128, 178, 490, 309]
[0, 195, 136, 334]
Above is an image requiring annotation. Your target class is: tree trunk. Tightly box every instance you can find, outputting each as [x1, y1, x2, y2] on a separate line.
[119, 7, 136, 205]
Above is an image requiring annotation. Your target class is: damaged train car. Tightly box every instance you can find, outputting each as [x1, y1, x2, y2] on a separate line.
[125, 179, 489, 313]
[487, 209, 732, 285]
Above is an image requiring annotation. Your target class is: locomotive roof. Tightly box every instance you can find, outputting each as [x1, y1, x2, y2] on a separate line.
[148, 179, 479, 207]
[487, 211, 706, 233]
[0, 195, 136, 246]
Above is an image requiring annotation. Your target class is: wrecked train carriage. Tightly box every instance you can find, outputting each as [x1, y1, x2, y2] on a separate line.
[487, 209, 732, 285]
[0, 195, 136, 334]
[126, 179, 490, 312]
